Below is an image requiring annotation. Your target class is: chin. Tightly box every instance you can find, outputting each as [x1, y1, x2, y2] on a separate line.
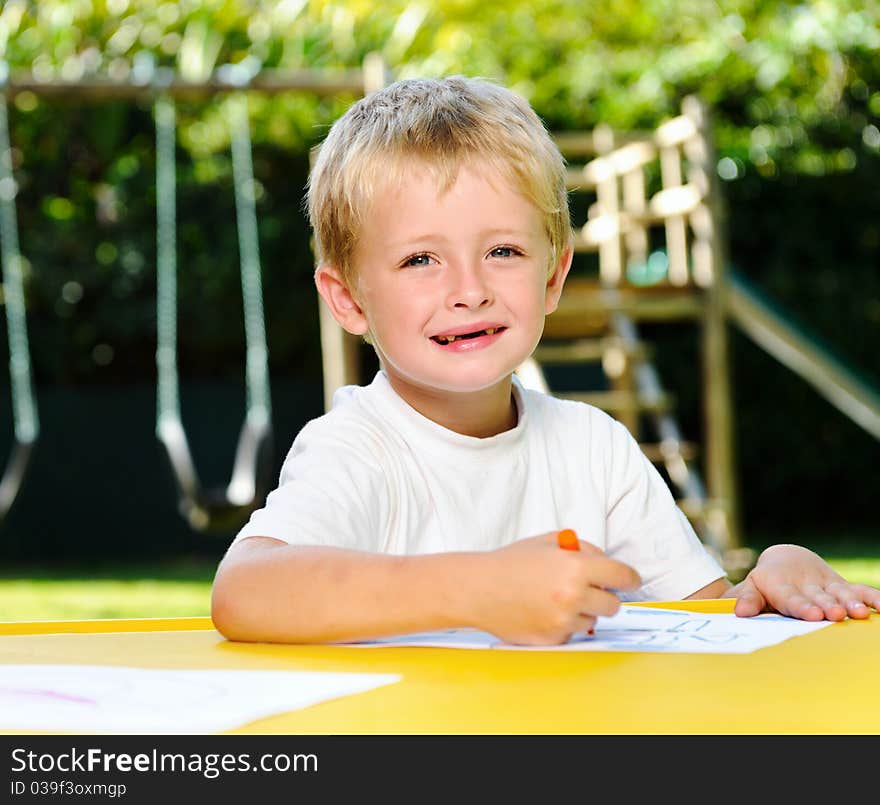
[421, 370, 515, 395]
[382, 348, 525, 395]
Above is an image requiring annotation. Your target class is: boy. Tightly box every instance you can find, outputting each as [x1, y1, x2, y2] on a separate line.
[211, 76, 880, 645]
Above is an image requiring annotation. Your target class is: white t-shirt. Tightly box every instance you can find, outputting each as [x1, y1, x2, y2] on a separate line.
[233, 371, 724, 601]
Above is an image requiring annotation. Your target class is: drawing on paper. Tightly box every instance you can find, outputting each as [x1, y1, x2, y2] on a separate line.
[347, 606, 832, 654]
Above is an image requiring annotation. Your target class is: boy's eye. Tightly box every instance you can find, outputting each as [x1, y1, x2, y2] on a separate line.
[402, 253, 434, 267]
[488, 246, 521, 258]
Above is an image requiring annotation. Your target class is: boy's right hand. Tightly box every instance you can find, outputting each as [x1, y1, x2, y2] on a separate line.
[472, 532, 641, 646]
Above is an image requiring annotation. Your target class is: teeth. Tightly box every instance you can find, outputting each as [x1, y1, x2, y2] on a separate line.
[435, 328, 502, 344]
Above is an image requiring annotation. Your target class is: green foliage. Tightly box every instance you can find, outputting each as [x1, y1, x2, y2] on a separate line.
[0, 1, 877, 539]
[1, 0, 879, 167]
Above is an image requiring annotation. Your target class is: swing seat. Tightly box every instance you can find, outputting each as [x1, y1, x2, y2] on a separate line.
[0, 439, 34, 522]
[157, 414, 273, 533]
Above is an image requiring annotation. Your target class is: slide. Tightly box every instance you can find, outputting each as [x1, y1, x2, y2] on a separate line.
[725, 270, 880, 441]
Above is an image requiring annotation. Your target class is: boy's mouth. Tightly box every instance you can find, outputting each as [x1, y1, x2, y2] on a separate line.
[431, 327, 507, 345]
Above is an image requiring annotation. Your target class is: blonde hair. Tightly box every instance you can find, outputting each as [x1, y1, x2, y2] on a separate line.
[306, 76, 572, 287]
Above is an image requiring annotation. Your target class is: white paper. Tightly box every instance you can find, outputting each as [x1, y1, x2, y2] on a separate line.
[345, 607, 833, 654]
[0, 665, 400, 734]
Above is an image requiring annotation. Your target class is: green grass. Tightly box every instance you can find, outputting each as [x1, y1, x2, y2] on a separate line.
[823, 558, 880, 588]
[0, 559, 216, 622]
[0, 536, 877, 622]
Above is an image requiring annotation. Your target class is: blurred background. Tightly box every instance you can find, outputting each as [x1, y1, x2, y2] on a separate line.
[0, 0, 877, 619]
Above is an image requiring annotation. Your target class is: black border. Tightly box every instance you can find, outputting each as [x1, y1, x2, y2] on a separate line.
[1, 734, 876, 801]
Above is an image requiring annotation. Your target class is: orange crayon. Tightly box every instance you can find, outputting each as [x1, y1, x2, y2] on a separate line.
[556, 528, 595, 635]
[556, 528, 579, 551]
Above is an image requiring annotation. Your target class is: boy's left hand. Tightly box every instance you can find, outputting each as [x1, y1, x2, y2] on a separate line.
[733, 544, 880, 621]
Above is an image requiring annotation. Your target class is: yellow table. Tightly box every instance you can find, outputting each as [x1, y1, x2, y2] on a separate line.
[1, 600, 878, 734]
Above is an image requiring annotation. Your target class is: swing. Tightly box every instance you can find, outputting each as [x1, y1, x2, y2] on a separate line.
[154, 91, 273, 533]
[0, 66, 39, 523]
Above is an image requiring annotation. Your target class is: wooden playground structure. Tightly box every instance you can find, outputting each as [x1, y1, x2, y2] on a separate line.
[310, 63, 880, 576]
[2, 56, 879, 571]
[315, 87, 752, 572]
[531, 97, 745, 569]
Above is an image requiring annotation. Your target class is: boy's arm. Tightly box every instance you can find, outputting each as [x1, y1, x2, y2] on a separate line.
[686, 544, 880, 620]
[211, 537, 484, 644]
[211, 532, 641, 645]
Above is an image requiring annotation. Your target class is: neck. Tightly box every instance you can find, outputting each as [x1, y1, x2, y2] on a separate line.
[384, 373, 518, 438]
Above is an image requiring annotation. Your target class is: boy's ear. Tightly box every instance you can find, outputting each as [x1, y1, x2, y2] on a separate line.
[314, 264, 369, 336]
[544, 244, 574, 315]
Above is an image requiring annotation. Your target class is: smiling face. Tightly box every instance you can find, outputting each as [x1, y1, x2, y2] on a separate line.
[316, 161, 572, 433]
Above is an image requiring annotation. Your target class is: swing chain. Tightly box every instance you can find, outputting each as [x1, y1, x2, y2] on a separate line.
[153, 79, 273, 531]
[0, 62, 38, 445]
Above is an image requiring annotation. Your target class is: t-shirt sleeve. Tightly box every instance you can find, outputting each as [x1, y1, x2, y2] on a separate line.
[231, 417, 389, 551]
[597, 415, 726, 601]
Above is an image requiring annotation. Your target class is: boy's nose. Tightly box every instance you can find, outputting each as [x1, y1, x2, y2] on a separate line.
[446, 263, 493, 309]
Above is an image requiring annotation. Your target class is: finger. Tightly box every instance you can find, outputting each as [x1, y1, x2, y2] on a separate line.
[580, 555, 642, 592]
[854, 584, 880, 612]
[554, 614, 597, 645]
[751, 580, 823, 620]
[575, 613, 597, 635]
[773, 587, 825, 621]
[828, 583, 880, 619]
[577, 586, 624, 618]
[801, 585, 847, 621]
[844, 599, 872, 620]
[733, 577, 766, 617]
